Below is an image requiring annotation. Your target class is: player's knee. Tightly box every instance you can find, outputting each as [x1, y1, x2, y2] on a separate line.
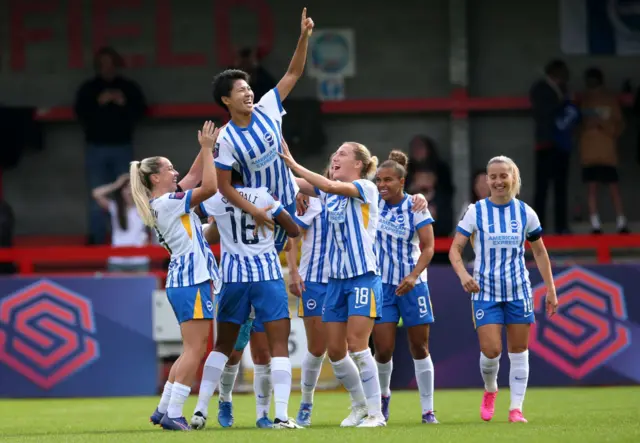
[308, 340, 326, 358]
[326, 341, 348, 362]
[251, 346, 271, 365]
[374, 349, 393, 363]
[409, 341, 429, 360]
[184, 334, 209, 358]
[481, 346, 502, 359]
[507, 344, 528, 354]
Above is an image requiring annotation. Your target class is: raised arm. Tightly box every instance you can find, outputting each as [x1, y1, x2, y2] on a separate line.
[280, 141, 361, 199]
[189, 121, 219, 207]
[178, 151, 203, 191]
[276, 8, 314, 101]
[92, 173, 129, 211]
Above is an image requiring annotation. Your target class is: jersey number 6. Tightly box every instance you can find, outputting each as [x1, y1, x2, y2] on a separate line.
[225, 207, 259, 245]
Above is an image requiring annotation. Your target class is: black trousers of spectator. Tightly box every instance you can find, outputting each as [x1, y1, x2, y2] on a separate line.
[534, 148, 570, 233]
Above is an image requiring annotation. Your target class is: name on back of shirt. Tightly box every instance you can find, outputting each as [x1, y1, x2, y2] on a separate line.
[221, 191, 258, 206]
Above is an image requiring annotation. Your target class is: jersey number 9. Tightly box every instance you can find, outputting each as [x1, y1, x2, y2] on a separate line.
[225, 207, 259, 245]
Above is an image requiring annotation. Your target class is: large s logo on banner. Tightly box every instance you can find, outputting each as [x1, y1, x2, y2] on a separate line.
[0, 280, 100, 389]
[529, 267, 631, 379]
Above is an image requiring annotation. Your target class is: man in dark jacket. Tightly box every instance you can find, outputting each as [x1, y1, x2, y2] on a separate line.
[75, 47, 147, 244]
[529, 59, 573, 234]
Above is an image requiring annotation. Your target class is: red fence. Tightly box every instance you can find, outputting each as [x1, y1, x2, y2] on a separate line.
[34, 91, 634, 121]
[1, 234, 639, 277]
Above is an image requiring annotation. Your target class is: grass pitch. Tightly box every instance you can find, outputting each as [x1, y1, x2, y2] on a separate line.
[0, 387, 638, 442]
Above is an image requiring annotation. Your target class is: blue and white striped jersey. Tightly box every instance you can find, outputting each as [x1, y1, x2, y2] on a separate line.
[456, 198, 542, 302]
[296, 197, 330, 284]
[376, 194, 434, 285]
[317, 179, 379, 279]
[151, 190, 220, 289]
[201, 186, 284, 283]
[214, 88, 299, 207]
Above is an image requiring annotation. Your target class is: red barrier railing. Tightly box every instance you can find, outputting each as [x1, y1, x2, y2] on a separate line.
[34, 93, 635, 122]
[1, 234, 639, 276]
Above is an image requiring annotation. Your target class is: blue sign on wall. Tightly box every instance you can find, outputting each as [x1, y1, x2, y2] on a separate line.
[0, 276, 157, 398]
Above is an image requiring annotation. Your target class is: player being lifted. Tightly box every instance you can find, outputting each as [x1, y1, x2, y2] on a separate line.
[208, 8, 314, 253]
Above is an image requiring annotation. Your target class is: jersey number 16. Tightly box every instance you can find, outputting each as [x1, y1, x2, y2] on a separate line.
[225, 207, 259, 245]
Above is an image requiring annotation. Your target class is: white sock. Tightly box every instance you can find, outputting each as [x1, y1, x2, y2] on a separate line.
[480, 352, 500, 393]
[219, 363, 240, 402]
[414, 356, 435, 413]
[271, 357, 292, 422]
[376, 359, 393, 397]
[167, 382, 191, 418]
[330, 355, 366, 408]
[590, 214, 601, 229]
[157, 381, 173, 414]
[351, 349, 382, 416]
[301, 352, 324, 404]
[195, 351, 229, 417]
[617, 215, 627, 229]
[509, 351, 530, 411]
[254, 363, 272, 419]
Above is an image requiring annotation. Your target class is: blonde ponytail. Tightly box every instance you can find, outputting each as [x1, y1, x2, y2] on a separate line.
[129, 157, 164, 227]
[487, 155, 521, 198]
[347, 142, 378, 180]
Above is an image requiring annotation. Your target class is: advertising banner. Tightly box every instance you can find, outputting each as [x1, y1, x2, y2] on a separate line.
[391, 265, 640, 389]
[0, 276, 157, 398]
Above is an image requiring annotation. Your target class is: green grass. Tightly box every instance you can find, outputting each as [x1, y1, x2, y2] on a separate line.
[1, 387, 638, 442]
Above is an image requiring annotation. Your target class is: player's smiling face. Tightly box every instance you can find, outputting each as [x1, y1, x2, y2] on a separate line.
[376, 167, 404, 201]
[226, 79, 254, 114]
[487, 162, 512, 199]
[151, 157, 179, 193]
[332, 144, 360, 182]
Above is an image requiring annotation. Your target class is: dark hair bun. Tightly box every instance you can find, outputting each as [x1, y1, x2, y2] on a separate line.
[388, 150, 408, 168]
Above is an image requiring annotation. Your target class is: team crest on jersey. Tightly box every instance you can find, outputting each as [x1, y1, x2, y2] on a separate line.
[213, 142, 220, 159]
[510, 219, 520, 232]
[169, 192, 185, 200]
[263, 131, 275, 146]
[271, 193, 279, 201]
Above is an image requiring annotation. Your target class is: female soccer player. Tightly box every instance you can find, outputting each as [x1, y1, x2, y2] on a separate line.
[285, 160, 334, 427]
[191, 217, 274, 430]
[373, 151, 438, 424]
[279, 140, 386, 427]
[133, 121, 221, 431]
[448, 155, 558, 423]
[193, 168, 301, 429]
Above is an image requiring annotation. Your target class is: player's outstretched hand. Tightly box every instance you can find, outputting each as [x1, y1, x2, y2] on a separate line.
[198, 121, 220, 150]
[301, 7, 314, 37]
[546, 287, 558, 317]
[460, 273, 480, 294]
[410, 194, 428, 212]
[252, 205, 275, 237]
[396, 274, 417, 296]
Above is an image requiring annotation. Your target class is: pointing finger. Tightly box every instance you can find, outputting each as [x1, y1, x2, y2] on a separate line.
[302, 7, 306, 19]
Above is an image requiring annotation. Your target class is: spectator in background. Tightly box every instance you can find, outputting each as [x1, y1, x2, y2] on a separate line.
[75, 47, 147, 245]
[92, 173, 150, 272]
[405, 135, 454, 196]
[457, 170, 490, 221]
[233, 47, 277, 103]
[530, 59, 576, 234]
[579, 68, 628, 234]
